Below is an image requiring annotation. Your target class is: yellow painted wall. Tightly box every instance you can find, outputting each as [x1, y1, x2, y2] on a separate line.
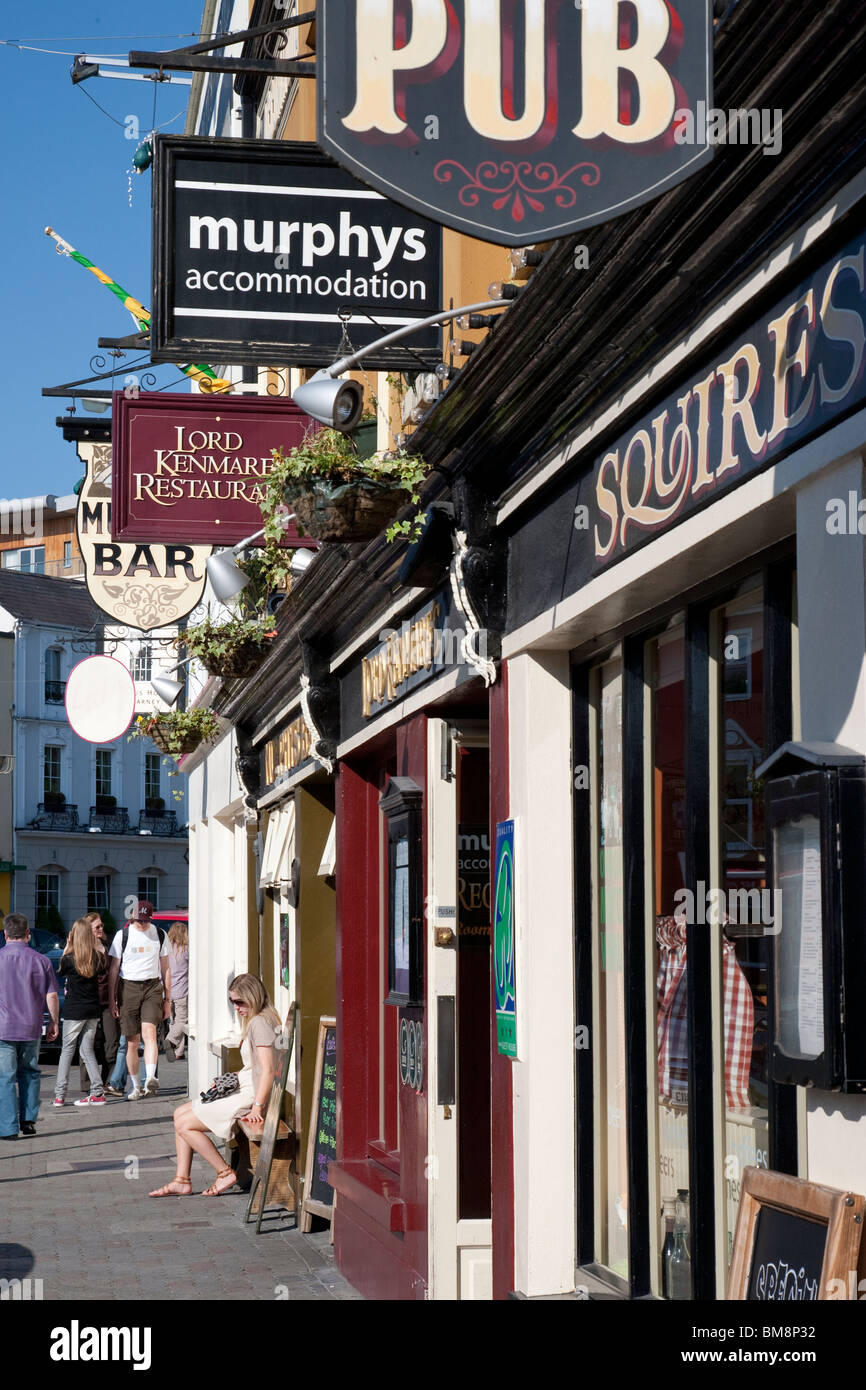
[294, 787, 336, 1175]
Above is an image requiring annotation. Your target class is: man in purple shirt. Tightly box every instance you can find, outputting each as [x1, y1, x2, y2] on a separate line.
[0, 913, 59, 1139]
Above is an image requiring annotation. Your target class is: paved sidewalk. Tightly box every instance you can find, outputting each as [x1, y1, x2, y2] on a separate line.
[0, 1056, 362, 1302]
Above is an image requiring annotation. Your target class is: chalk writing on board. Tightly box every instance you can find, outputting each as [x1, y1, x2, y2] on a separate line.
[753, 1260, 819, 1301]
[309, 1024, 337, 1206]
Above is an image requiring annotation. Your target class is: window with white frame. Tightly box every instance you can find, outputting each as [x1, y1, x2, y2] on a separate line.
[144, 753, 161, 804]
[137, 875, 159, 908]
[95, 749, 113, 800]
[43, 745, 62, 797]
[63, 541, 72, 569]
[132, 642, 152, 683]
[45, 648, 64, 704]
[2, 546, 45, 573]
[36, 873, 60, 911]
[87, 874, 111, 913]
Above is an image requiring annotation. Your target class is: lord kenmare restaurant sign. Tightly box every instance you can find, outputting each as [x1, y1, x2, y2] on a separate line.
[319, 0, 712, 245]
[112, 392, 317, 546]
[509, 227, 866, 630]
[151, 137, 443, 369]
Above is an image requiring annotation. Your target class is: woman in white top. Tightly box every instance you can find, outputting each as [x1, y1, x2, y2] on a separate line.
[149, 973, 279, 1197]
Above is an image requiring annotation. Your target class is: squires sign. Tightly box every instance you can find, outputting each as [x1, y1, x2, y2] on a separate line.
[112, 392, 317, 545]
[589, 231, 866, 566]
[319, 0, 712, 245]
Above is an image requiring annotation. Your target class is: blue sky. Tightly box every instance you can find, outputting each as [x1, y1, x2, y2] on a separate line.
[0, 3, 204, 500]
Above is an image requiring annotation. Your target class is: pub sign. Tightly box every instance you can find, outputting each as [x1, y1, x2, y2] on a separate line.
[112, 391, 318, 546]
[76, 441, 210, 629]
[319, 0, 713, 246]
[151, 137, 443, 369]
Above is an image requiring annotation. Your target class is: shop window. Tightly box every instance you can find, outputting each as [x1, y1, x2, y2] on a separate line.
[716, 589, 769, 1268]
[575, 561, 796, 1301]
[647, 621, 691, 1298]
[593, 657, 629, 1279]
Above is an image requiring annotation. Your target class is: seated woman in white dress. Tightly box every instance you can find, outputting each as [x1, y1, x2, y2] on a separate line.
[149, 973, 280, 1197]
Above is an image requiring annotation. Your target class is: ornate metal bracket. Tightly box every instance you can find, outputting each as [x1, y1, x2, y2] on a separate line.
[298, 641, 340, 775]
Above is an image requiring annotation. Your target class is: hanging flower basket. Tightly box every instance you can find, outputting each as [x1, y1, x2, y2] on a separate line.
[129, 708, 222, 760]
[200, 640, 271, 681]
[264, 428, 428, 546]
[145, 723, 201, 758]
[282, 475, 412, 543]
[178, 616, 276, 683]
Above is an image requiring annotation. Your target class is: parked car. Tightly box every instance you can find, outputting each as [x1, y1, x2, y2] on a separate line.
[0, 926, 66, 1058]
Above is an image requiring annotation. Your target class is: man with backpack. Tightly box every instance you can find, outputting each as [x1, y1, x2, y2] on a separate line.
[108, 901, 171, 1101]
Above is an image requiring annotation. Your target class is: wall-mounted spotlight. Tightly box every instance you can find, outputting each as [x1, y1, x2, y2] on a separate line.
[292, 374, 365, 431]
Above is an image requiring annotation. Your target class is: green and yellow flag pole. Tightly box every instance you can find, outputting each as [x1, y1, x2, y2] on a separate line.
[45, 226, 232, 395]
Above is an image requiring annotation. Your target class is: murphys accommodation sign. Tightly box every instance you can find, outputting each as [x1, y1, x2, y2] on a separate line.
[319, 0, 713, 245]
[151, 137, 443, 369]
[112, 392, 316, 546]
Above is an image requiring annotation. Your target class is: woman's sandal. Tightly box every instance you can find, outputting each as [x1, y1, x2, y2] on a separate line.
[148, 1175, 193, 1198]
[201, 1167, 237, 1197]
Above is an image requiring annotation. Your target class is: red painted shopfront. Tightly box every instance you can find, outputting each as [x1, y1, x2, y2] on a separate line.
[330, 671, 513, 1300]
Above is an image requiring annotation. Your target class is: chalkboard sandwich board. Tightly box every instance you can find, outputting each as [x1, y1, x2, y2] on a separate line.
[301, 1016, 337, 1232]
[727, 1167, 865, 1301]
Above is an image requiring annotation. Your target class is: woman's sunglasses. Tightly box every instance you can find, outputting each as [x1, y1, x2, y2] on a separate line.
[229, 996, 245, 1007]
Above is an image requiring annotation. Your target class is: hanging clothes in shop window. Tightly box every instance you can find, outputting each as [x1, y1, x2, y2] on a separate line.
[656, 916, 755, 1110]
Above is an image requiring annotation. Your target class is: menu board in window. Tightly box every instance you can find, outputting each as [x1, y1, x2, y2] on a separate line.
[774, 816, 824, 1061]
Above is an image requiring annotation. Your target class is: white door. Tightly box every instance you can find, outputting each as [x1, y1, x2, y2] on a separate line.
[426, 718, 493, 1300]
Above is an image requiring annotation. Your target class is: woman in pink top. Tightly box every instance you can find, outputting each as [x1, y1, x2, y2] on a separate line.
[164, 921, 189, 1062]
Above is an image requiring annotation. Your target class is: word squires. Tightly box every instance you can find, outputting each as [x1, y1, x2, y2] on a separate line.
[132, 426, 273, 506]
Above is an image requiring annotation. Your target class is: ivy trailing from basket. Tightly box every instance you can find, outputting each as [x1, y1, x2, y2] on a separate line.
[175, 612, 277, 680]
[128, 707, 222, 758]
[264, 427, 428, 544]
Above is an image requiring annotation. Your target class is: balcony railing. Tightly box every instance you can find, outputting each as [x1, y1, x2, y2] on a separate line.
[30, 802, 80, 830]
[137, 808, 181, 836]
[26, 805, 186, 835]
[42, 556, 86, 579]
[44, 681, 66, 704]
[88, 806, 130, 835]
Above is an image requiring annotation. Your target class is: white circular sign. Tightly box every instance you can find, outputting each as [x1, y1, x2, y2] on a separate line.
[65, 656, 136, 744]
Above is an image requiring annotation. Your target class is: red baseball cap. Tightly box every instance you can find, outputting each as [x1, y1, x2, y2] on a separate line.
[136, 900, 154, 919]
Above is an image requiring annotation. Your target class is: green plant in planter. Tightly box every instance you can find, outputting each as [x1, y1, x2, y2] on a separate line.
[128, 707, 222, 759]
[176, 612, 277, 680]
[265, 427, 428, 544]
[101, 909, 117, 933]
